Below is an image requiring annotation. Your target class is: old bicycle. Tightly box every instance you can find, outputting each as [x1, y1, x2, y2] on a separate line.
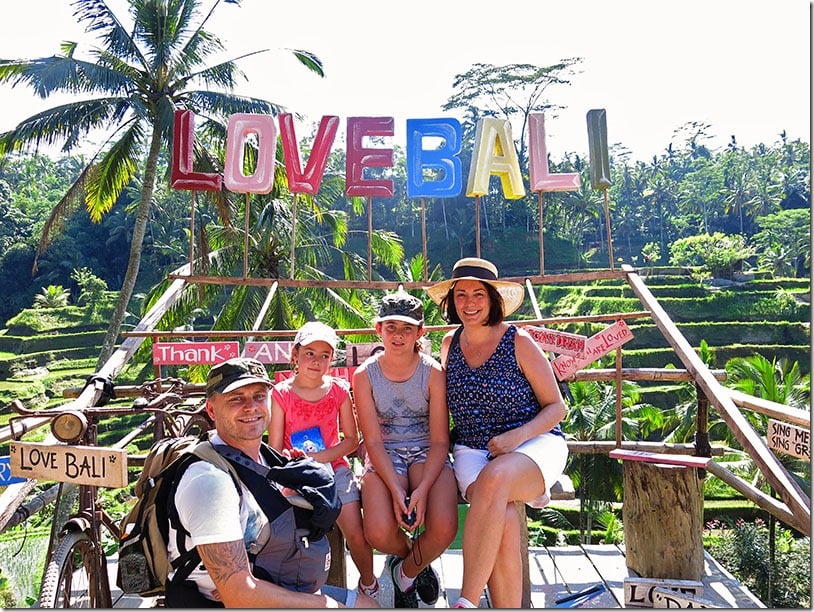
[7, 377, 211, 608]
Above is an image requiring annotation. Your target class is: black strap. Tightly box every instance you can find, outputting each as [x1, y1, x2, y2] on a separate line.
[84, 374, 115, 406]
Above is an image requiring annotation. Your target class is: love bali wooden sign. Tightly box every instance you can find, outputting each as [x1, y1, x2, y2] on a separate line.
[170, 109, 611, 199]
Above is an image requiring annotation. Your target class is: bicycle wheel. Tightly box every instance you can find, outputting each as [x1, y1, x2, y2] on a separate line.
[38, 530, 109, 608]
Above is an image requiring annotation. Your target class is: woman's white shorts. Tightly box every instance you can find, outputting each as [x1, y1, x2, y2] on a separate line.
[452, 432, 568, 506]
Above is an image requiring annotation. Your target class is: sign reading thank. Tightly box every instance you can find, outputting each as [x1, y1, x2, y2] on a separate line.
[152, 341, 240, 364]
[10, 441, 129, 489]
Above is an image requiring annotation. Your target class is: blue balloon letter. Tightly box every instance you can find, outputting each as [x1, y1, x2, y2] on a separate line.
[406, 118, 463, 198]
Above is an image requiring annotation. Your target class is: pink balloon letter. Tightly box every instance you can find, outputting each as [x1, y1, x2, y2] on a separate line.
[279, 114, 339, 195]
[171, 109, 221, 191]
[465, 118, 525, 199]
[345, 117, 394, 197]
[528, 113, 580, 192]
[223, 113, 277, 194]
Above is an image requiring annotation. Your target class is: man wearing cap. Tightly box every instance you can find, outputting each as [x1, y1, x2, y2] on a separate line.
[168, 357, 378, 608]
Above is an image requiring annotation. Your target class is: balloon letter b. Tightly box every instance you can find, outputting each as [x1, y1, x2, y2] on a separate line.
[171, 110, 221, 191]
[587, 109, 611, 190]
[223, 114, 277, 194]
[466, 118, 525, 199]
[405, 118, 463, 198]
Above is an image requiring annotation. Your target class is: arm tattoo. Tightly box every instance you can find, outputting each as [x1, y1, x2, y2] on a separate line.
[198, 540, 249, 588]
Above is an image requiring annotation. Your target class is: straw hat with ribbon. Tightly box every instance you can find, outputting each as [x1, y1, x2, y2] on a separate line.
[425, 257, 524, 316]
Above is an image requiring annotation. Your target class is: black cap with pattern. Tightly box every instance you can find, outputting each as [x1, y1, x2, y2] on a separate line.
[375, 291, 424, 325]
[206, 357, 272, 397]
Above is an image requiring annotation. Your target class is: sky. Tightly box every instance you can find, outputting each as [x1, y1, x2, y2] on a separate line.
[0, 0, 810, 163]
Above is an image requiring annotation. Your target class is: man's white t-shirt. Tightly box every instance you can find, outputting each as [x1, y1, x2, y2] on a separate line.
[170, 434, 270, 599]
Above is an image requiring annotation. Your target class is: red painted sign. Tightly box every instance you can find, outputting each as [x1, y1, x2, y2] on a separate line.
[551, 319, 633, 380]
[243, 341, 295, 364]
[152, 341, 240, 365]
[526, 325, 587, 357]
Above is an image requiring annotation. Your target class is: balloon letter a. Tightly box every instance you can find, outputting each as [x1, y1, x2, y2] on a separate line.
[466, 118, 525, 199]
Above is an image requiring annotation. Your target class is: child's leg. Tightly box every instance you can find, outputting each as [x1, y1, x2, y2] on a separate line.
[399, 464, 459, 578]
[360, 471, 411, 558]
[336, 500, 376, 588]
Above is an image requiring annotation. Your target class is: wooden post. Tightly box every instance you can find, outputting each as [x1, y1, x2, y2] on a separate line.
[326, 526, 347, 588]
[622, 460, 705, 580]
[517, 502, 530, 608]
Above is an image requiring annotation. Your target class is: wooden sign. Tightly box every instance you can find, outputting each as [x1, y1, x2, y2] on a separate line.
[525, 325, 586, 357]
[767, 418, 810, 461]
[9, 441, 129, 489]
[551, 319, 634, 380]
[243, 341, 295, 364]
[609, 449, 712, 469]
[152, 341, 240, 365]
[0, 456, 26, 485]
[624, 577, 704, 608]
[345, 342, 385, 366]
[652, 587, 717, 608]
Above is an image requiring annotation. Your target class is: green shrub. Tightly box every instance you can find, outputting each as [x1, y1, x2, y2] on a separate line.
[707, 518, 810, 608]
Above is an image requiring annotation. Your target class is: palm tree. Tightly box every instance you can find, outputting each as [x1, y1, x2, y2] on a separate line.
[563, 374, 665, 542]
[0, 0, 324, 368]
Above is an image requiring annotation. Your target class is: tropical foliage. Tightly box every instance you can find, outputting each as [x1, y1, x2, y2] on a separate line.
[0, 0, 324, 367]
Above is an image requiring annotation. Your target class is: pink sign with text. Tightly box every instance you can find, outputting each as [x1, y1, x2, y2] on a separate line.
[551, 320, 634, 380]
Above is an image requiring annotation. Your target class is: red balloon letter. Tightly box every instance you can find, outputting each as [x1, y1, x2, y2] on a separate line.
[279, 114, 339, 195]
[171, 109, 221, 191]
[345, 117, 394, 197]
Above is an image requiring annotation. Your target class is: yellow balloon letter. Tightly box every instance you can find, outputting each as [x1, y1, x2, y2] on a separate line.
[465, 118, 525, 199]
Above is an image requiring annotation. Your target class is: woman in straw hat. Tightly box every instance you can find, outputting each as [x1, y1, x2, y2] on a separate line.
[426, 257, 569, 609]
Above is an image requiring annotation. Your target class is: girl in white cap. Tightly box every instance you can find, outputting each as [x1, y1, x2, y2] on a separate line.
[426, 257, 569, 609]
[269, 321, 378, 601]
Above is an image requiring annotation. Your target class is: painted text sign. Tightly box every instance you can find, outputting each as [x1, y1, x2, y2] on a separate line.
[767, 418, 810, 461]
[152, 341, 240, 365]
[10, 441, 129, 488]
[0, 456, 26, 485]
[652, 587, 716, 608]
[243, 341, 295, 364]
[551, 319, 634, 380]
[526, 325, 587, 357]
[624, 578, 704, 608]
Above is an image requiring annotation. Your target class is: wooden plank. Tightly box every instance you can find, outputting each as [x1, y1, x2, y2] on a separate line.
[581, 544, 629, 606]
[9, 441, 128, 488]
[609, 448, 712, 468]
[624, 265, 811, 535]
[545, 545, 604, 591]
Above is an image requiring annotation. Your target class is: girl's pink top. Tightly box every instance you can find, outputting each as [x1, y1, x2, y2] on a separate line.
[272, 376, 351, 471]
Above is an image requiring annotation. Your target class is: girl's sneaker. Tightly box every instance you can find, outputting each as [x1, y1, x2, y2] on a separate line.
[358, 577, 380, 601]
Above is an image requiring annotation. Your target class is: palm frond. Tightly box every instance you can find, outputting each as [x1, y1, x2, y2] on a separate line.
[72, 0, 145, 65]
[85, 123, 144, 220]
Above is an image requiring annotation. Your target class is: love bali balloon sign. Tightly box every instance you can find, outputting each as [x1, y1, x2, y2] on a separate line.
[170, 109, 612, 199]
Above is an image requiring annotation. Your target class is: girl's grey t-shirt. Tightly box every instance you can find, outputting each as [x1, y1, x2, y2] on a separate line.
[365, 351, 432, 450]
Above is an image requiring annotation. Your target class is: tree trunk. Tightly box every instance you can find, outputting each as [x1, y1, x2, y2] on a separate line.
[96, 126, 163, 369]
[622, 461, 704, 580]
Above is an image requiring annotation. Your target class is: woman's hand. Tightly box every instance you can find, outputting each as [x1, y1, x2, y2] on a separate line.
[486, 430, 522, 457]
